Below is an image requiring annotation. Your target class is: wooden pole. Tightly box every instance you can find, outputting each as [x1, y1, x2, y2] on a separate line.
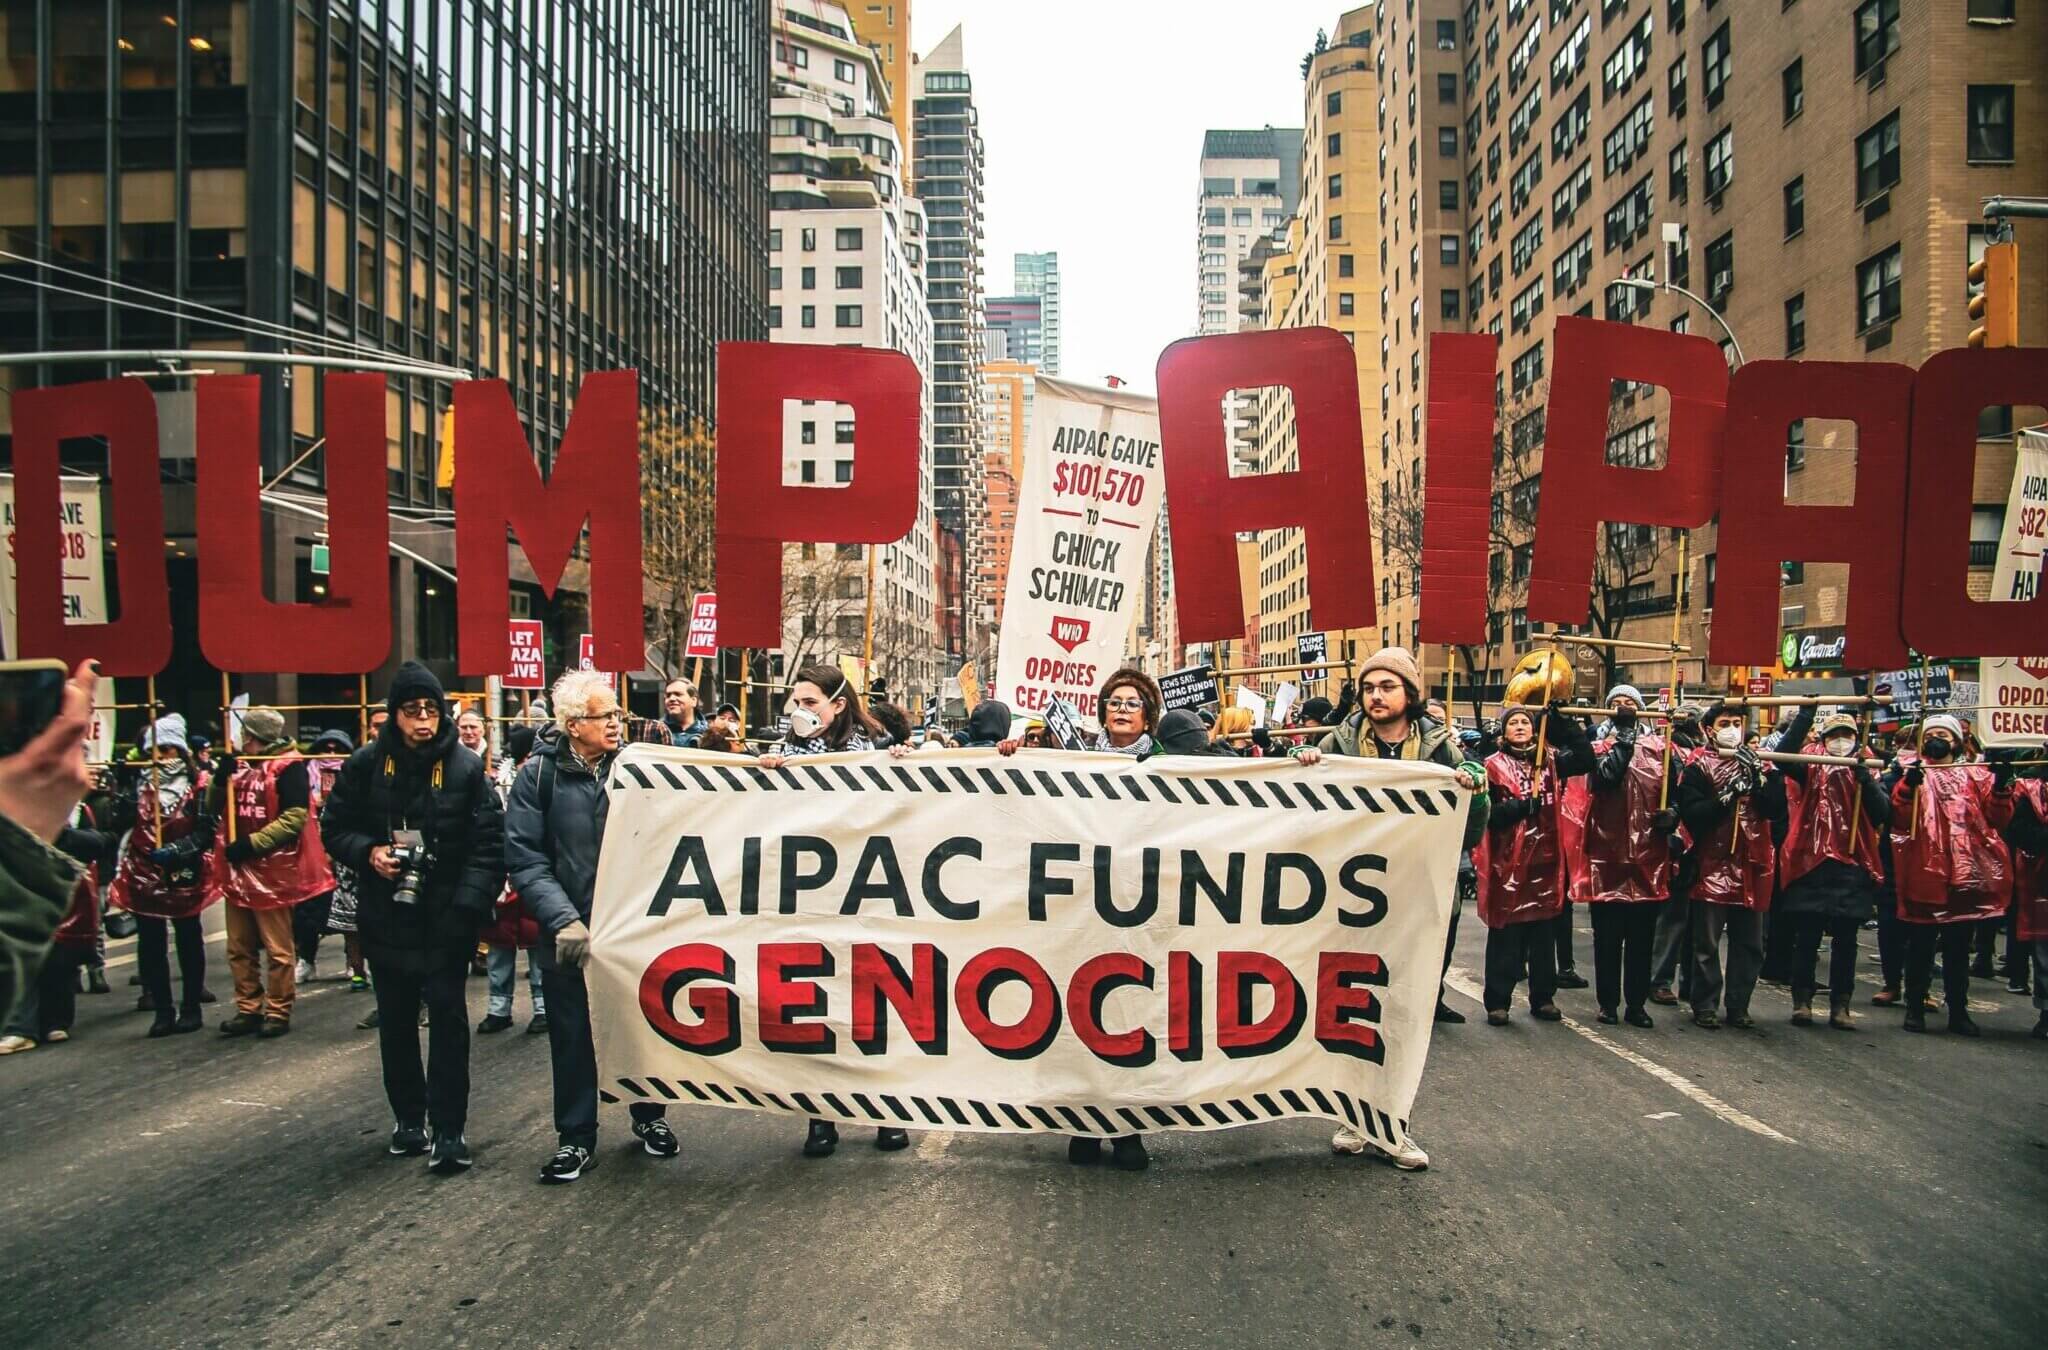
[861, 544, 878, 679]
[1660, 534, 1687, 811]
[219, 670, 236, 845]
[1908, 653, 1931, 840]
[738, 649, 751, 741]
[146, 675, 162, 847]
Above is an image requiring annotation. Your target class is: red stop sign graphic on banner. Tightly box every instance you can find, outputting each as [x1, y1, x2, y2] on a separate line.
[1048, 615, 1091, 653]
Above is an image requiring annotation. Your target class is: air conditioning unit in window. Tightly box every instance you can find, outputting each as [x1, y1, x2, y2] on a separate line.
[1710, 271, 1732, 301]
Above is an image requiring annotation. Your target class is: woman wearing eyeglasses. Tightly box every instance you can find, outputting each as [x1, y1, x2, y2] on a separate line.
[758, 662, 917, 1158]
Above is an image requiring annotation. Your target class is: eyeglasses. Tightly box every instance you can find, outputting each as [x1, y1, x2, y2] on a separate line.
[572, 711, 625, 724]
[1361, 680, 1406, 696]
[396, 701, 441, 718]
[1103, 698, 1146, 712]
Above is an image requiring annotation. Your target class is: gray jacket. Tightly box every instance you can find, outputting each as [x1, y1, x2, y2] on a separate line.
[504, 738, 615, 970]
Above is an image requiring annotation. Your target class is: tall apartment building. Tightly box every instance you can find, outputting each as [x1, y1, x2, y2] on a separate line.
[913, 24, 990, 663]
[0, 0, 767, 718]
[1014, 249, 1062, 374]
[1246, 9, 1384, 700]
[984, 292, 1042, 362]
[844, 1, 912, 190]
[1372, 0, 2045, 704]
[979, 358, 1032, 627]
[769, 0, 942, 698]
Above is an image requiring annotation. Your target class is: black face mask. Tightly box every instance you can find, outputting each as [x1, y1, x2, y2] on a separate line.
[1922, 738, 1954, 761]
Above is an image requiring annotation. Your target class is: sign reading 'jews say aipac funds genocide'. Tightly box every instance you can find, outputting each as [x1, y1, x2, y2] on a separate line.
[585, 747, 1465, 1148]
[995, 377, 1166, 720]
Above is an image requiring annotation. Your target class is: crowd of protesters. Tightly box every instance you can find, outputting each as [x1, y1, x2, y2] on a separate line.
[3, 647, 2042, 1185]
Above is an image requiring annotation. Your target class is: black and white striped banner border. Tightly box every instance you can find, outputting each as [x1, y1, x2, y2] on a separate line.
[615, 758, 1461, 817]
[601, 1077, 1407, 1142]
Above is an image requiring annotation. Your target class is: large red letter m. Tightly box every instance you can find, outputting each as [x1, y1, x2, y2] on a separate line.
[1155, 329, 1374, 641]
[455, 371, 642, 675]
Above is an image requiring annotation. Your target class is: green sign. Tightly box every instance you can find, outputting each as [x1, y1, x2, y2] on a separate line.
[310, 543, 330, 575]
[1780, 632, 1798, 668]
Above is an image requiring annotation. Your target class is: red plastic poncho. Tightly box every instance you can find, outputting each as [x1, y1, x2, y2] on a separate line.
[1690, 755, 1776, 911]
[52, 806, 101, 949]
[1477, 749, 1567, 928]
[1780, 757, 1884, 890]
[110, 771, 222, 920]
[1563, 733, 1675, 904]
[2014, 779, 2048, 943]
[480, 886, 543, 949]
[1890, 763, 2014, 924]
[218, 753, 334, 911]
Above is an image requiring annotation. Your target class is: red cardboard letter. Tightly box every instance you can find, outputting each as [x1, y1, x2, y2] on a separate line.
[455, 370, 642, 675]
[1156, 329, 1374, 641]
[197, 374, 391, 672]
[713, 343, 921, 649]
[10, 378, 169, 674]
[1709, 361, 1911, 669]
[1420, 333, 1498, 644]
[1526, 317, 1729, 624]
[1902, 347, 2048, 656]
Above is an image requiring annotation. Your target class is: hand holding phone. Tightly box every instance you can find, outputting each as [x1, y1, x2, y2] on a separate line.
[0, 659, 99, 843]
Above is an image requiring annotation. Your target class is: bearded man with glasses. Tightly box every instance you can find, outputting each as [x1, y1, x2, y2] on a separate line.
[321, 661, 506, 1175]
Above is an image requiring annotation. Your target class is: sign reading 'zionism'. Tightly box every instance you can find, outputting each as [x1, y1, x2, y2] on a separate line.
[586, 747, 1465, 1149]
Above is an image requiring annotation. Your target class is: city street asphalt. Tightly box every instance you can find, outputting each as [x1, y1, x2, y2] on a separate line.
[1, 911, 2042, 1348]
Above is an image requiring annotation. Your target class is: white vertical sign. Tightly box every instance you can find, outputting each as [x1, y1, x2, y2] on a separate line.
[0, 474, 108, 659]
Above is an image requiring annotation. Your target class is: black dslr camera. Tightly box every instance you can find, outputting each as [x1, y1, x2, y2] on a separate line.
[389, 829, 433, 907]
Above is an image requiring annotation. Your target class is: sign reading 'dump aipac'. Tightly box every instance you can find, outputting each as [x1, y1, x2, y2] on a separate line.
[585, 747, 1465, 1147]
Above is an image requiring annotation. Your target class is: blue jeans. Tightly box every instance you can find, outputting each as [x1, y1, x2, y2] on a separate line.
[486, 945, 544, 1018]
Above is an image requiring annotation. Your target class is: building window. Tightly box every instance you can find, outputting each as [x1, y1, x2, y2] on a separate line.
[835, 266, 862, 288]
[1329, 215, 1344, 240]
[1338, 292, 1356, 316]
[1784, 293, 1806, 354]
[1854, 0, 1899, 78]
[1437, 18, 1458, 48]
[1705, 231, 1734, 304]
[769, 229, 783, 250]
[1440, 180, 1460, 209]
[769, 305, 782, 327]
[835, 461, 854, 484]
[1782, 58, 1802, 122]
[1705, 128, 1733, 198]
[834, 58, 856, 82]
[1784, 177, 1804, 238]
[1787, 419, 1807, 472]
[801, 228, 817, 250]
[1442, 289, 1461, 319]
[1968, 0, 2015, 17]
[1967, 85, 2014, 162]
[801, 421, 818, 444]
[1856, 111, 1900, 202]
[1328, 173, 1343, 198]
[1327, 90, 1342, 115]
[1440, 235, 1461, 264]
[835, 420, 856, 444]
[1439, 126, 1459, 156]
[1338, 253, 1355, 278]
[1858, 245, 1902, 330]
[801, 266, 817, 289]
[1438, 72, 1458, 102]
[801, 305, 817, 328]
[1702, 23, 1730, 110]
[1328, 132, 1341, 156]
[836, 227, 863, 249]
[800, 461, 816, 483]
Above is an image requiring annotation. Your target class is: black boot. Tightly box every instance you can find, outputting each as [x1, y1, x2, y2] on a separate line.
[146, 1011, 177, 1039]
[874, 1127, 909, 1151]
[1067, 1137, 1102, 1165]
[802, 1119, 838, 1157]
[1948, 1009, 1981, 1038]
[86, 966, 111, 995]
[1902, 1004, 1926, 1033]
[1110, 1136, 1150, 1171]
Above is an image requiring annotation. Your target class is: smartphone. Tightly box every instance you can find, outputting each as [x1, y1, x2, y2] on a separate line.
[0, 659, 69, 758]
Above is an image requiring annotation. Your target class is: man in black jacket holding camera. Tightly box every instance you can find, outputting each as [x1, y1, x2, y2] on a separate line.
[321, 662, 504, 1174]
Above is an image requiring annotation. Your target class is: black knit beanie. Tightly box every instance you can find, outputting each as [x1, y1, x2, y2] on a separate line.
[386, 660, 446, 714]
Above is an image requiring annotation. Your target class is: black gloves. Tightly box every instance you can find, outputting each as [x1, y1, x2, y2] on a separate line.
[1651, 807, 1679, 834]
[1991, 757, 2015, 788]
[1904, 765, 1924, 789]
[224, 837, 256, 864]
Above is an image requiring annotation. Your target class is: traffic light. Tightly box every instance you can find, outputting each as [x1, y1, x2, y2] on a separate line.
[1968, 241, 2018, 349]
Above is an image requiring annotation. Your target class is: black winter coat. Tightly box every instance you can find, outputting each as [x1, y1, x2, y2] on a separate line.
[319, 718, 505, 971]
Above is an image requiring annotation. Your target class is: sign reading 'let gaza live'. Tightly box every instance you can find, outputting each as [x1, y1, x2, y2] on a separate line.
[6, 323, 2045, 680]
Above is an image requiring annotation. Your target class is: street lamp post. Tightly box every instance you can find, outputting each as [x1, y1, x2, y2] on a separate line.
[1612, 273, 1745, 367]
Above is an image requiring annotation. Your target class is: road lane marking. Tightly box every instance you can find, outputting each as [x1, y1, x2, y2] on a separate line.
[1443, 970, 1798, 1145]
[916, 1130, 955, 1161]
[1645, 1111, 1679, 1120]
[98, 928, 229, 971]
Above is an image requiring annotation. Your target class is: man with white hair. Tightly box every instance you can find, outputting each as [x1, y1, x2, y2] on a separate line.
[506, 669, 677, 1183]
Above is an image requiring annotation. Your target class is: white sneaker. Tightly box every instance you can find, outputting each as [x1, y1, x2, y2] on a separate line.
[1330, 1124, 1369, 1154]
[1367, 1138, 1430, 1171]
[43, 1029, 68, 1043]
[0, 1034, 36, 1055]
[294, 959, 315, 983]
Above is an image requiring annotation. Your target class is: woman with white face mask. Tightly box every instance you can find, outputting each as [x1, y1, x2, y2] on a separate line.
[755, 662, 914, 1158]
[1774, 709, 1890, 1029]
[1672, 703, 1790, 1030]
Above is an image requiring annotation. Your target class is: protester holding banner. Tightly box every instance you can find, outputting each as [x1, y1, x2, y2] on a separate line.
[1675, 703, 1788, 1031]
[1294, 646, 1487, 1169]
[294, 729, 354, 985]
[210, 707, 328, 1040]
[1477, 705, 1593, 1026]
[752, 662, 917, 1158]
[2003, 762, 2048, 1038]
[660, 680, 705, 747]
[1088, 668, 1162, 756]
[509, 670, 680, 1180]
[1572, 685, 1683, 1028]
[109, 715, 218, 1037]
[1888, 715, 2014, 1036]
[321, 663, 504, 1173]
[1774, 710, 1888, 1029]
[1647, 706, 1706, 1007]
[959, 700, 1013, 749]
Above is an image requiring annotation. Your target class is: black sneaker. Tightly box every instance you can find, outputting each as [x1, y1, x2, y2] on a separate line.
[2007, 975, 2031, 996]
[1433, 1002, 1466, 1024]
[356, 1008, 381, 1030]
[1555, 971, 1590, 990]
[1110, 1136, 1150, 1171]
[803, 1119, 839, 1157]
[477, 1013, 514, 1034]
[218, 1012, 261, 1036]
[1624, 1008, 1655, 1029]
[389, 1122, 430, 1156]
[540, 1144, 596, 1184]
[875, 1127, 910, 1151]
[428, 1132, 474, 1174]
[1067, 1137, 1102, 1165]
[526, 1013, 549, 1034]
[1596, 1008, 1619, 1025]
[633, 1117, 680, 1158]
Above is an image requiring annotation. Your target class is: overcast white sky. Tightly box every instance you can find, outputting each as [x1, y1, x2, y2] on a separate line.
[909, 1, 1348, 393]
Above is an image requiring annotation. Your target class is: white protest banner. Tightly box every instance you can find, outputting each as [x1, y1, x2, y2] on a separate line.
[1989, 429, 2047, 604]
[1158, 663, 1216, 713]
[1297, 632, 1328, 683]
[995, 376, 1164, 719]
[1979, 658, 2048, 748]
[0, 474, 107, 660]
[1234, 685, 1268, 727]
[506, 620, 545, 689]
[1041, 695, 1088, 750]
[588, 747, 1463, 1149]
[684, 593, 719, 660]
[577, 634, 599, 673]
